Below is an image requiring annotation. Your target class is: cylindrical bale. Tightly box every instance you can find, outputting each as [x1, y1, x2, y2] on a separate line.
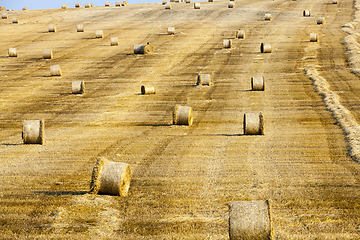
[170, 0, 175, 2]
[134, 43, 154, 54]
[2, 12, 8, 19]
[243, 112, 264, 135]
[197, 74, 211, 86]
[75, 3, 81, 7]
[229, 201, 271, 240]
[175, 0, 180, 3]
[310, 33, 318, 42]
[165, 3, 172, 9]
[116, 1, 122, 7]
[332, 0, 337, 4]
[96, 30, 103, 38]
[85, 3, 92, 8]
[90, 157, 131, 197]
[50, 65, 62, 76]
[12, 17, 19, 24]
[110, 37, 119, 46]
[208, 0, 214, 2]
[260, 43, 271, 53]
[251, 76, 264, 91]
[236, 29, 245, 39]
[22, 7, 28, 10]
[317, 17, 326, 25]
[134, 44, 144, 54]
[72, 81, 85, 94]
[194, 3, 200, 9]
[223, 39, 232, 48]
[168, 27, 175, 35]
[141, 85, 156, 95]
[105, 2, 110, 6]
[77, 24, 84, 32]
[122, 1, 128, 6]
[43, 49, 53, 59]
[185, 0, 191, 3]
[162, 0, 167, 5]
[0, 6, 6, 11]
[8, 48, 17, 57]
[303, 10, 310, 17]
[92, 3, 95, 7]
[22, 120, 44, 145]
[173, 105, 193, 126]
[228, 2, 235, 8]
[264, 13, 271, 21]
[48, 24, 56, 32]
[61, 4, 68, 9]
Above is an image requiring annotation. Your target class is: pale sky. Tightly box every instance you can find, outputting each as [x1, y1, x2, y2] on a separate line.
[1, 0, 207, 10]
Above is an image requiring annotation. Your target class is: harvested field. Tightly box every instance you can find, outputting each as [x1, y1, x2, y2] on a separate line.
[1, 0, 360, 239]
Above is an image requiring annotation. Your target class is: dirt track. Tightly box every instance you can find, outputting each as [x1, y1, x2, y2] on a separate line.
[1, 0, 360, 239]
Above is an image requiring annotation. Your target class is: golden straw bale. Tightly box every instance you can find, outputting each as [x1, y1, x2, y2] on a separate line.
[197, 74, 211, 86]
[75, 3, 81, 7]
[77, 24, 84, 32]
[110, 37, 119, 46]
[317, 17, 326, 25]
[260, 43, 271, 53]
[264, 13, 271, 21]
[50, 65, 62, 76]
[48, 24, 56, 32]
[8, 48, 17, 57]
[228, 2, 235, 8]
[61, 4, 68, 9]
[194, 3, 200, 9]
[43, 49, 53, 59]
[96, 30, 103, 38]
[236, 29, 245, 39]
[243, 113, 264, 135]
[12, 17, 19, 24]
[72, 81, 85, 94]
[251, 76, 264, 91]
[223, 39, 232, 48]
[141, 85, 156, 95]
[303, 10, 310, 17]
[310, 33, 318, 42]
[173, 105, 193, 126]
[22, 120, 44, 145]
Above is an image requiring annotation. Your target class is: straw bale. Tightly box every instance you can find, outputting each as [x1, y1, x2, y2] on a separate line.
[96, 30, 103, 38]
[22, 120, 44, 145]
[122, 1, 128, 6]
[317, 17, 326, 25]
[72, 81, 85, 94]
[92, 3, 95, 7]
[105, 2, 110, 6]
[50, 65, 62, 76]
[85, 3, 92, 8]
[162, 0, 168, 5]
[43, 49, 53, 59]
[197, 74, 211, 86]
[116, 2, 122, 7]
[12, 17, 19, 24]
[303, 10, 310, 17]
[251, 76, 264, 91]
[8, 48, 17, 57]
[75, 3, 81, 7]
[185, 0, 191, 3]
[229, 200, 271, 240]
[77, 24, 84, 32]
[208, 0, 214, 2]
[264, 13, 271, 21]
[194, 3, 200, 9]
[243, 112, 264, 135]
[22, 7, 28, 10]
[134, 43, 154, 54]
[90, 157, 131, 196]
[173, 105, 193, 126]
[141, 85, 156, 95]
[0, 6, 5, 11]
[2, 12, 7, 19]
[168, 27, 175, 35]
[223, 39, 232, 48]
[61, 4, 68, 9]
[228, 2, 235, 8]
[260, 43, 271, 53]
[333, 0, 337, 4]
[48, 24, 56, 32]
[236, 30, 245, 39]
[110, 37, 119, 46]
[310, 33, 318, 42]
[165, 3, 172, 9]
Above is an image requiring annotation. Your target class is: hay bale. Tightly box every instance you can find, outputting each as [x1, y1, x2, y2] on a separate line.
[165, 3, 172, 9]
[22, 120, 44, 145]
[90, 157, 131, 196]
[0, 6, 5, 11]
[96, 30, 103, 38]
[75, 3, 81, 7]
[175, 0, 180, 3]
[260, 43, 271, 53]
[223, 39, 232, 48]
[251, 77, 264, 91]
[236, 29, 245, 39]
[141, 85, 156, 95]
[134, 43, 154, 55]
[168, 27, 175, 35]
[332, 0, 337, 4]
[173, 105, 193, 126]
[197, 74, 211, 86]
[50, 65, 62, 76]
[61, 4, 68, 9]
[72, 81, 85, 94]
[110, 37, 119, 46]
[317, 17, 326, 25]
[194, 3, 200, 9]
[8, 48, 17, 57]
[43, 49, 53, 59]
[162, 0, 168, 5]
[185, 0, 191, 3]
[303, 10, 310, 17]
[243, 112, 264, 135]
[264, 13, 271, 21]
[92, 3, 95, 7]
[229, 201, 271, 240]
[116, 2, 122, 7]
[48, 24, 56, 32]
[2, 12, 7, 19]
[12, 17, 19, 24]
[105, 2, 110, 6]
[228, 2, 235, 8]
[77, 24, 84, 32]
[22, 7, 28, 10]
[170, 0, 175, 2]
[85, 3, 92, 8]
[209, 0, 214, 2]
[122, 1, 128, 6]
[310, 33, 318, 42]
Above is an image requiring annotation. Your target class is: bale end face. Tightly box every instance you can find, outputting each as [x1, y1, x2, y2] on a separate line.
[244, 112, 264, 135]
[229, 200, 271, 240]
[8, 48, 17, 57]
[22, 119, 44, 145]
[173, 105, 193, 126]
[197, 74, 211, 86]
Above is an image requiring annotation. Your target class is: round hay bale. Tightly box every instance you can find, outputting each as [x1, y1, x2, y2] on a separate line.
[105, 2, 110, 6]
[228, 2, 235, 8]
[317, 17, 325, 25]
[61, 4, 68, 9]
[122, 1, 128, 6]
[22, 7, 28, 10]
[12, 17, 19, 24]
[223, 39, 232, 48]
[197, 74, 211, 86]
[332, 0, 337, 4]
[116, 1, 122, 7]
[251, 76, 264, 91]
[96, 30, 103, 38]
[77, 24, 84, 32]
[175, 0, 180, 3]
[85, 3, 92, 8]
[162, 0, 167, 5]
[236, 29, 245, 39]
[92, 3, 95, 7]
[185, 0, 191, 3]
[75, 3, 81, 7]
[165, 3, 172, 9]
[260, 43, 271, 53]
[8, 48, 17, 57]
[168, 27, 175, 35]
[72, 81, 85, 94]
[243, 112, 264, 135]
[310, 33, 318, 42]
[134, 44, 144, 54]
[110, 37, 119, 46]
[134, 43, 154, 55]
[141, 85, 156, 95]
[22, 120, 44, 145]
[303, 10, 310, 17]
[173, 105, 193, 126]
[0, 6, 6, 11]
[264, 14, 271, 21]
[229, 201, 271, 240]
[50, 65, 62, 76]
[90, 157, 131, 196]
[194, 3, 200, 9]
[43, 49, 53, 59]
[48, 24, 56, 32]
[208, 0, 214, 2]
[2, 12, 8, 19]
